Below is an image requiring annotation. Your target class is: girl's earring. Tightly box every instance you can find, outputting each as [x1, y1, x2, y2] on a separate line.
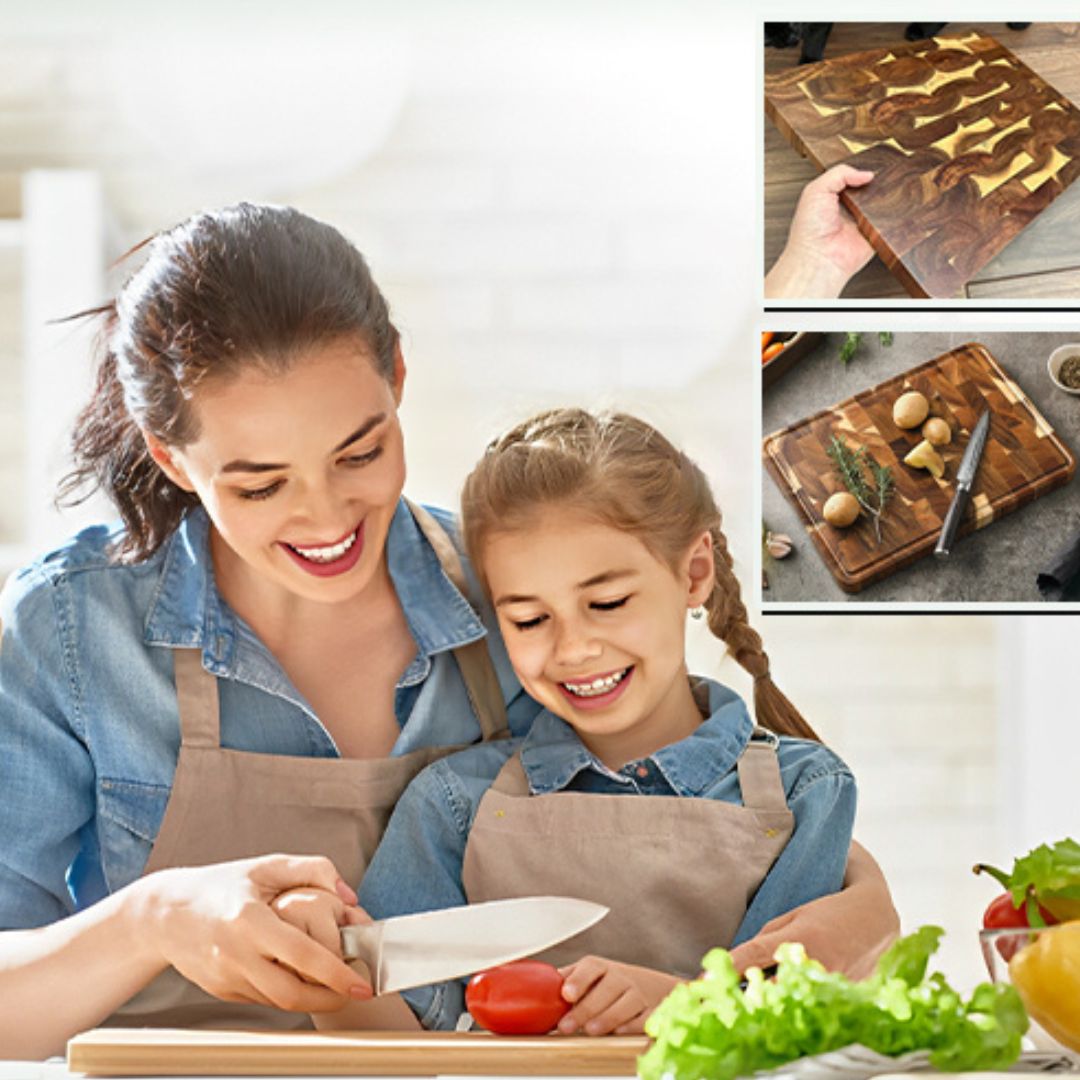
[690, 605, 706, 621]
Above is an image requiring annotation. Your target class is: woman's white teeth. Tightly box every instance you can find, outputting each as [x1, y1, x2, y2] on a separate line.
[291, 530, 357, 563]
[563, 669, 628, 698]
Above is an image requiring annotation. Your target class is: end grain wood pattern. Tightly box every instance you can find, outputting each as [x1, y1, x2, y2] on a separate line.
[762, 343, 1075, 594]
[764, 33, 1080, 298]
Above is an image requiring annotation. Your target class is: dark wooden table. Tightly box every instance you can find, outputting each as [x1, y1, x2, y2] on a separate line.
[763, 23, 1080, 300]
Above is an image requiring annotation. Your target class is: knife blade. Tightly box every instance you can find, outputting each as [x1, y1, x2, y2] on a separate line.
[339, 895, 608, 995]
[934, 409, 991, 557]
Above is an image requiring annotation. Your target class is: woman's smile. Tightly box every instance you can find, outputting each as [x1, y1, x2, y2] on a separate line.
[280, 520, 366, 577]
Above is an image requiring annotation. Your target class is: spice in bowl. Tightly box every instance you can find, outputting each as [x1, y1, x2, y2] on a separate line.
[1059, 355, 1080, 390]
[1048, 344, 1080, 396]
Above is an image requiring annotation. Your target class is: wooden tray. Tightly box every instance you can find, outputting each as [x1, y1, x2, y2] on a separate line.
[762, 342, 1075, 593]
[764, 32, 1080, 298]
[763, 331, 825, 389]
[66, 1027, 648, 1076]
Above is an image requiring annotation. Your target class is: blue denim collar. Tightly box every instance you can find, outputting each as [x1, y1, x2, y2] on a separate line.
[518, 677, 754, 796]
[143, 501, 488, 682]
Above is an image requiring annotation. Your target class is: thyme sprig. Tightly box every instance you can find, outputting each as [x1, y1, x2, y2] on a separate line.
[826, 434, 894, 543]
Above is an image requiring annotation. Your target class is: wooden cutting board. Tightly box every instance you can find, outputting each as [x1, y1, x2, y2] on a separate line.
[762, 342, 1075, 593]
[66, 1028, 649, 1076]
[764, 32, 1080, 298]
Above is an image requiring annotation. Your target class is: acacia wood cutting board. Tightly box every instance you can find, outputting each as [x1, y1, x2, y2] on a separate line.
[764, 32, 1080, 298]
[66, 1027, 648, 1076]
[762, 342, 1075, 594]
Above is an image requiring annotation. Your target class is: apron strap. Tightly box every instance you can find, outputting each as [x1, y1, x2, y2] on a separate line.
[405, 499, 509, 742]
[494, 733, 789, 810]
[172, 647, 222, 749]
[736, 728, 789, 813]
[490, 752, 532, 796]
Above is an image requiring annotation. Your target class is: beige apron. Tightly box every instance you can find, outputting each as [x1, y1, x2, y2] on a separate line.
[110, 502, 508, 1029]
[461, 687, 794, 978]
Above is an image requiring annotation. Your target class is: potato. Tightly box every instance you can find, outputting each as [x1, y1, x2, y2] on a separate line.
[904, 439, 945, 479]
[823, 491, 860, 527]
[921, 417, 951, 446]
[893, 390, 930, 429]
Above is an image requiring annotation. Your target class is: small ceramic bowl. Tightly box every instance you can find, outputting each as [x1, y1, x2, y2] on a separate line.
[1047, 344, 1080, 395]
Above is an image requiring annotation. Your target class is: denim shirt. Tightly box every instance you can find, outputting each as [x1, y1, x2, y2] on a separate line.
[358, 678, 857, 1030]
[0, 501, 540, 929]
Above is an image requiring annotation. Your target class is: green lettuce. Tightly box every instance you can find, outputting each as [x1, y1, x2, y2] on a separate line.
[638, 927, 1027, 1080]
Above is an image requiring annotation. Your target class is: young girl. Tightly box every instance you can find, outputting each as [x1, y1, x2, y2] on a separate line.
[276, 407, 863, 1036]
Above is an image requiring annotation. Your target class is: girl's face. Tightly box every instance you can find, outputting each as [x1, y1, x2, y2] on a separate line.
[483, 511, 715, 766]
[148, 337, 407, 609]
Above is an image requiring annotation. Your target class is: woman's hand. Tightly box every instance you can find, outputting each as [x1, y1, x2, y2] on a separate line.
[765, 164, 876, 299]
[139, 854, 373, 1012]
[555, 956, 680, 1035]
[0, 853, 373, 1059]
[727, 840, 899, 979]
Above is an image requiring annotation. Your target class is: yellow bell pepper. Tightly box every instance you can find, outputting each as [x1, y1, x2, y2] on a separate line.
[1009, 921, 1080, 1052]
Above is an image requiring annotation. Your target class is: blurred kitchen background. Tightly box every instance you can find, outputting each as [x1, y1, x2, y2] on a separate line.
[0, 3, 1075, 991]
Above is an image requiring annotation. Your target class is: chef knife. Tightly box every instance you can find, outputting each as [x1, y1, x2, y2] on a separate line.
[934, 409, 991, 558]
[339, 895, 608, 995]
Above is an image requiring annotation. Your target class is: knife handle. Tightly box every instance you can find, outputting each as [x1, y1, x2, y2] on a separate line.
[935, 485, 972, 557]
[339, 923, 382, 991]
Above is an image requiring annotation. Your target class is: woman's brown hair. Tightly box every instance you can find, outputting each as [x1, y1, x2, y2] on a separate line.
[460, 407, 820, 741]
[58, 202, 400, 562]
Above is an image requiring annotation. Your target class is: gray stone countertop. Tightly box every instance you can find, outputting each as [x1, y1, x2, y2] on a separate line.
[761, 331, 1080, 605]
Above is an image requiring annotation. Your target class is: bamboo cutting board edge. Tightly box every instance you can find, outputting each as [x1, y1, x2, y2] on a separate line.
[66, 1027, 649, 1077]
[762, 344, 1077, 594]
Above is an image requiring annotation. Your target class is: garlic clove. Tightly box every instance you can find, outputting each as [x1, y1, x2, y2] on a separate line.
[766, 532, 793, 559]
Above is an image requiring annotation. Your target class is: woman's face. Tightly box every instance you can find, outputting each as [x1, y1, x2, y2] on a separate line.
[151, 337, 407, 608]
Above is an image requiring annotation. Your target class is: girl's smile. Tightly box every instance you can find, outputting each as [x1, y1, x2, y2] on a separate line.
[558, 665, 635, 709]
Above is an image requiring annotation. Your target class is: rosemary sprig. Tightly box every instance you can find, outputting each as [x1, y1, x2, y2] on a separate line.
[826, 435, 894, 543]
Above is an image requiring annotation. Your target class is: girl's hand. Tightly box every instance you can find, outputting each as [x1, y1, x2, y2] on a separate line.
[555, 956, 680, 1035]
[270, 885, 371, 956]
[137, 854, 373, 1012]
[727, 840, 899, 979]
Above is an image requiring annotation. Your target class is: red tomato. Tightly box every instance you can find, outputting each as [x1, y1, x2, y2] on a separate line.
[983, 891, 1055, 930]
[983, 892, 1058, 961]
[465, 959, 569, 1035]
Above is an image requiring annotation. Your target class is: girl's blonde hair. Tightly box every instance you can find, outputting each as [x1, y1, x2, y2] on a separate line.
[461, 408, 820, 742]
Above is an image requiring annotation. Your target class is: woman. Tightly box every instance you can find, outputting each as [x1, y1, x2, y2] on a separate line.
[0, 204, 897, 1058]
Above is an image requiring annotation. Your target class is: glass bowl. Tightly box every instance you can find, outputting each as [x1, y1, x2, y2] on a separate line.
[980, 923, 1080, 1054]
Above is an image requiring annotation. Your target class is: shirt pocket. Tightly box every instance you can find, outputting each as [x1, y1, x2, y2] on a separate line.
[97, 777, 171, 890]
